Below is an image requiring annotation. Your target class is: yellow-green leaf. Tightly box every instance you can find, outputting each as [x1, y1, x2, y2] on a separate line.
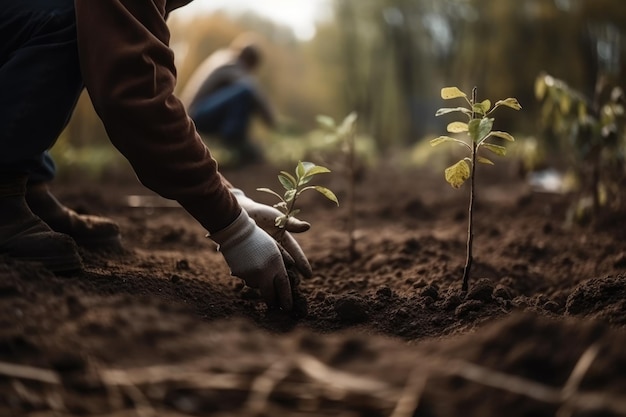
[447, 122, 469, 133]
[444, 160, 470, 189]
[303, 166, 331, 177]
[577, 102, 587, 122]
[296, 161, 306, 179]
[296, 161, 316, 180]
[473, 99, 491, 115]
[559, 94, 572, 113]
[431, 136, 454, 146]
[477, 156, 494, 165]
[338, 111, 358, 135]
[482, 143, 507, 156]
[490, 131, 515, 142]
[300, 165, 331, 185]
[441, 87, 467, 100]
[495, 98, 522, 111]
[314, 186, 339, 205]
[257, 187, 284, 201]
[535, 75, 547, 99]
[316, 115, 336, 129]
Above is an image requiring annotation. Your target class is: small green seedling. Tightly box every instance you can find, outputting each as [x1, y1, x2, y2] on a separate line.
[257, 161, 339, 240]
[317, 112, 358, 260]
[432, 86, 521, 292]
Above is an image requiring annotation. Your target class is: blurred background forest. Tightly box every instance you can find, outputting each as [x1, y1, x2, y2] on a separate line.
[56, 0, 626, 179]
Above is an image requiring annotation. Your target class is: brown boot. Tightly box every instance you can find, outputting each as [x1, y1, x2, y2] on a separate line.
[26, 183, 121, 249]
[0, 177, 83, 273]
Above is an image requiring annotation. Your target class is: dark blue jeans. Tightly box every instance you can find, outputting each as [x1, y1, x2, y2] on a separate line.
[188, 82, 263, 163]
[0, 0, 82, 182]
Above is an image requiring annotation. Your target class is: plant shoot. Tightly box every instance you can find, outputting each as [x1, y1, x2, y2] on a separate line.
[317, 112, 359, 260]
[432, 86, 521, 291]
[257, 161, 338, 241]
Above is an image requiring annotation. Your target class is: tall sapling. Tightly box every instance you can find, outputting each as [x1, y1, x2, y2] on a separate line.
[432, 86, 521, 292]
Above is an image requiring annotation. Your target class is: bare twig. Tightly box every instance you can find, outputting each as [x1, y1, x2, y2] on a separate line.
[389, 366, 428, 417]
[562, 343, 601, 398]
[295, 354, 392, 396]
[0, 361, 60, 384]
[557, 343, 602, 417]
[109, 370, 156, 417]
[2, 345, 626, 417]
[430, 353, 626, 416]
[245, 357, 294, 414]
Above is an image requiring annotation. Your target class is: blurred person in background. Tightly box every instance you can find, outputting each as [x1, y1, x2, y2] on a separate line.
[0, 0, 309, 311]
[181, 33, 276, 166]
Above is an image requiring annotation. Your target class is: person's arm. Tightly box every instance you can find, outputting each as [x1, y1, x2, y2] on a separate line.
[75, 0, 239, 233]
[74, 0, 310, 310]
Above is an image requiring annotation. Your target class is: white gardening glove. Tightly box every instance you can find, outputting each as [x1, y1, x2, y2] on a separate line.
[231, 188, 313, 279]
[209, 210, 293, 310]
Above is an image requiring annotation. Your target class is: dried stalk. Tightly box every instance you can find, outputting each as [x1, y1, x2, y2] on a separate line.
[0, 344, 623, 417]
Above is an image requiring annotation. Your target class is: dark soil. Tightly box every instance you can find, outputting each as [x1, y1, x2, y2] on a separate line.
[2, 157, 626, 416]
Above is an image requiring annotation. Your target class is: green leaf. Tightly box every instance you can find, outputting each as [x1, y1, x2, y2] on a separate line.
[447, 122, 469, 133]
[316, 115, 336, 129]
[314, 186, 339, 205]
[300, 166, 331, 185]
[338, 111, 358, 136]
[444, 160, 470, 188]
[494, 98, 522, 111]
[284, 189, 296, 202]
[257, 187, 284, 201]
[468, 117, 493, 143]
[477, 156, 494, 165]
[273, 201, 288, 211]
[489, 131, 515, 142]
[473, 99, 491, 115]
[441, 87, 467, 100]
[296, 161, 316, 181]
[482, 143, 507, 156]
[435, 107, 471, 117]
[296, 161, 306, 179]
[275, 215, 288, 228]
[577, 102, 587, 122]
[535, 75, 547, 100]
[303, 165, 331, 178]
[278, 172, 296, 190]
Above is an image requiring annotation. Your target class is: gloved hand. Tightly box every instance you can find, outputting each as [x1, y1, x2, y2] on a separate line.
[209, 209, 294, 310]
[231, 188, 313, 279]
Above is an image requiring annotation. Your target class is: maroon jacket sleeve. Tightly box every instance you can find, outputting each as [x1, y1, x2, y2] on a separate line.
[74, 0, 240, 233]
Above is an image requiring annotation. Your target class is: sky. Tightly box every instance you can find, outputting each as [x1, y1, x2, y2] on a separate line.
[171, 0, 333, 41]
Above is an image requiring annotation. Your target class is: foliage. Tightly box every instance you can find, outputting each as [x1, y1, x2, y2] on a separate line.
[317, 112, 359, 260]
[257, 161, 338, 232]
[535, 72, 626, 219]
[432, 86, 521, 188]
[433, 86, 521, 291]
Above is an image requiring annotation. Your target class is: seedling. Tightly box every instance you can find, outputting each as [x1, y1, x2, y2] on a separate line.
[257, 161, 338, 242]
[535, 73, 625, 221]
[316, 112, 358, 260]
[432, 86, 521, 292]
